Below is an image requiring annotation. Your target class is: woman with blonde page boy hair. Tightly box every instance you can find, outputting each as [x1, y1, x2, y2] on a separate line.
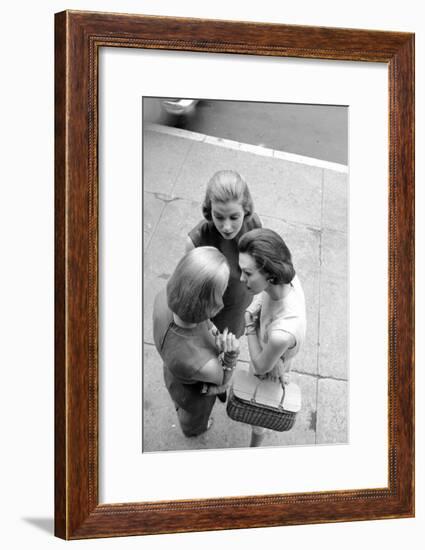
[153, 247, 240, 438]
[186, 170, 262, 339]
[238, 228, 306, 447]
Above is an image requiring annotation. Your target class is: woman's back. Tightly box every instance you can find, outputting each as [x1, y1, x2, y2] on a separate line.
[153, 289, 218, 383]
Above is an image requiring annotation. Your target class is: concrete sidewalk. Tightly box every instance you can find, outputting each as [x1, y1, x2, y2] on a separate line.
[143, 124, 348, 452]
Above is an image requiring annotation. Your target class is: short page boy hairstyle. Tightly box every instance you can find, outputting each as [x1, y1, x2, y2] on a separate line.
[167, 247, 229, 323]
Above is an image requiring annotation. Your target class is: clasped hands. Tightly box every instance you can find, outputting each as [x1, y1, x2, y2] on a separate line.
[214, 326, 240, 358]
[201, 327, 240, 396]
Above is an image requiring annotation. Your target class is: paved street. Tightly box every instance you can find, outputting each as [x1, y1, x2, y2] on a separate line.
[143, 98, 348, 164]
[143, 123, 348, 452]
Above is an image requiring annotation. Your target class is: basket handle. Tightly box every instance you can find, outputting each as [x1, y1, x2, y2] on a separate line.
[251, 376, 286, 408]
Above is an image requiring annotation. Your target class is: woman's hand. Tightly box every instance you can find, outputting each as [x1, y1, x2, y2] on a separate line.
[222, 328, 240, 355]
[209, 323, 223, 352]
[244, 310, 259, 327]
[245, 310, 260, 338]
[246, 296, 262, 320]
[201, 378, 232, 396]
[215, 328, 240, 356]
[260, 361, 291, 384]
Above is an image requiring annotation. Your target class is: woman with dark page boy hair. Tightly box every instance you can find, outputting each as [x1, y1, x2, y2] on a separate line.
[238, 228, 306, 447]
[153, 247, 240, 437]
[186, 170, 262, 338]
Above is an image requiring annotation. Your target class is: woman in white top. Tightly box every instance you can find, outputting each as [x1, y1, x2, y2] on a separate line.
[238, 228, 306, 447]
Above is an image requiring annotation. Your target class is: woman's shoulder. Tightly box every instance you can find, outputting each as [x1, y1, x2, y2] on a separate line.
[244, 212, 262, 231]
[152, 289, 173, 352]
[188, 219, 215, 246]
[167, 327, 219, 380]
[265, 279, 306, 342]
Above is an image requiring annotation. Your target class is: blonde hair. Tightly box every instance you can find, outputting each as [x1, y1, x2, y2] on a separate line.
[202, 170, 254, 221]
[167, 247, 229, 323]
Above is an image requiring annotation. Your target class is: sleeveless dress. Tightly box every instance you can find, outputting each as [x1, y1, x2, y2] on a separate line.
[258, 275, 306, 372]
[188, 214, 262, 337]
[153, 289, 220, 437]
[246, 276, 306, 436]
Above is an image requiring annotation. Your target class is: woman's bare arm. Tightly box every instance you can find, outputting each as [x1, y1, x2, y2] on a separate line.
[196, 357, 224, 385]
[246, 328, 294, 376]
[197, 330, 240, 394]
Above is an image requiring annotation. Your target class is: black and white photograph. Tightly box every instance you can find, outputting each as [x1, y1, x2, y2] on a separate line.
[143, 97, 348, 452]
[1, 0, 421, 547]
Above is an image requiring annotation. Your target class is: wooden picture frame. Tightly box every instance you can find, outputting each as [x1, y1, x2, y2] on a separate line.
[54, 10, 415, 540]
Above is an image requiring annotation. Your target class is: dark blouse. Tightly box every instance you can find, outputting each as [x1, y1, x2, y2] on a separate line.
[188, 213, 262, 336]
[152, 290, 220, 433]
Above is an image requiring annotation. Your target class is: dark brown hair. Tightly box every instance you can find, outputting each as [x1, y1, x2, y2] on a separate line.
[238, 228, 295, 284]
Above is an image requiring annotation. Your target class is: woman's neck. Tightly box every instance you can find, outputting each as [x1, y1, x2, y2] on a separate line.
[173, 313, 197, 329]
[265, 283, 290, 301]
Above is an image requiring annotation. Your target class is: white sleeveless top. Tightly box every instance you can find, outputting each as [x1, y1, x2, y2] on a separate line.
[259, 275, 306, 369]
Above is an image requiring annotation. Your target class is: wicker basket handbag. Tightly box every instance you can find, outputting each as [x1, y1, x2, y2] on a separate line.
[226, 367, 301, 431]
